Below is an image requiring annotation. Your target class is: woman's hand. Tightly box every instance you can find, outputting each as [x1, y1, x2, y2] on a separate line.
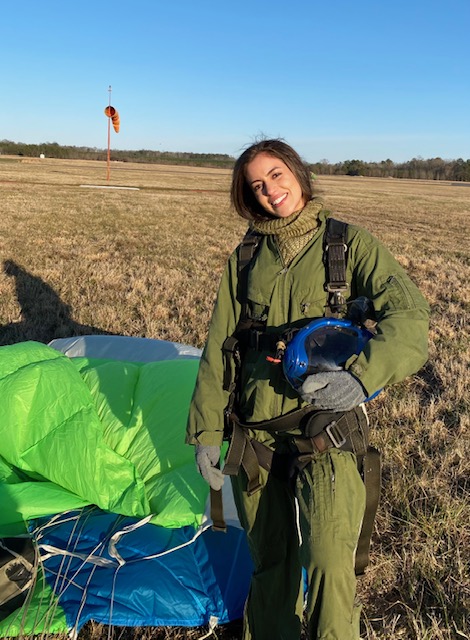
[300, 371, 367, 411]
[195, 445, 225, 490]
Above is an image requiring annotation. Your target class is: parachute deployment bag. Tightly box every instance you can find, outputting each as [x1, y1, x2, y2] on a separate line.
[0, 538, 36, 619]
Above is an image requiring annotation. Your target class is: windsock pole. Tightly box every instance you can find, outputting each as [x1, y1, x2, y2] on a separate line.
[107, 85, 112, 182]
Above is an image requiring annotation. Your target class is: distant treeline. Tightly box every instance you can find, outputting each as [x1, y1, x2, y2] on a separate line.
[309, 157, 470, 181]
[0, 140, 235, 169]
[1, 140, 469, 181]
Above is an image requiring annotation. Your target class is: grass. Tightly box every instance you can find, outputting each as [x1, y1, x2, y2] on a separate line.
[0, 158, 469, 640]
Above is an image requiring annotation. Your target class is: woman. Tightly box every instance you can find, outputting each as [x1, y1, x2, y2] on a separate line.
[186, 139, 429, 640]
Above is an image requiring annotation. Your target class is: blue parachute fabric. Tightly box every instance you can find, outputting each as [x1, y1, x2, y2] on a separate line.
[31, 508, 252, 631]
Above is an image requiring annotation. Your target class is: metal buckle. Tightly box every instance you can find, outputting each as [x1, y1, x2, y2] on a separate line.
[326, 283, 349, 292]
[246, 481, 263, 497]
[325, 421, 347, 449]
[325, 242, 348, 253]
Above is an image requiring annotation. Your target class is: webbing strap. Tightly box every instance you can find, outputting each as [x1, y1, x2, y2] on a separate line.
[223, 410, 356, 493]
[324, 218, 349, 317]
[221, 335, 239, 392]
[238, 230, 261, 269]
[227, 406, 315, 434]
[210, 487, 227, 532]
[237, 230, 262, 322]
[293, 429, 338, 459]
[355, 446, 381, 575]
[223, 423, 264, 495]
[325, 217, 348, 287]
[211, 422, 273, 531]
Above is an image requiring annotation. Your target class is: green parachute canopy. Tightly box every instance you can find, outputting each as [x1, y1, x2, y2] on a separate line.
[0, 340, 208, 537]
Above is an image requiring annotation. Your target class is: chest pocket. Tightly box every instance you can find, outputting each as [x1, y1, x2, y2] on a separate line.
[372, 272, 427, 314]
[297, 289, 329, 320]
[289, 261, 329, 321]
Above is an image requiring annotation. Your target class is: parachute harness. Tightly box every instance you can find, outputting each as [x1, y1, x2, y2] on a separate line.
[322, 217, 349, 318]
[216, 217, 381, 575]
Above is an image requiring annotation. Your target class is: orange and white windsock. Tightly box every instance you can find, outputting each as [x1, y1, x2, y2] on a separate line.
[104, 105, 120, 133]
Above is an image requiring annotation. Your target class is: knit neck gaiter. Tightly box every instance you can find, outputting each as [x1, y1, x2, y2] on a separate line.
[250, 198, 323, 266]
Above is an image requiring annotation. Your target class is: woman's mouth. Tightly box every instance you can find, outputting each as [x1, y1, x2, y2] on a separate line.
[271, 193, 287, 207]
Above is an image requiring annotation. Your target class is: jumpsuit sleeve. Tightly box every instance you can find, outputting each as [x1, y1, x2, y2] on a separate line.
[344, 227, 430, 397]
[185, 251, 242, 446]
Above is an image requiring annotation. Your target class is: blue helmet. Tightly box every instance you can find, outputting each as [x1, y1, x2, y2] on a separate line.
[282, 317, 379, 400]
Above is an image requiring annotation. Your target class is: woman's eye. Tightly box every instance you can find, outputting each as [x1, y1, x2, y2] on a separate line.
[272, 172, 281, 179]
[253, 184, 262, 192]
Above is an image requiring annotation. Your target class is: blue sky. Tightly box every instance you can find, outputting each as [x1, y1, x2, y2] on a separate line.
[1, 0, 469, 163]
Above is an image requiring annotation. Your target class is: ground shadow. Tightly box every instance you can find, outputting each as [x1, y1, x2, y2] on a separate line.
[0, 260, 113, 346]
[418, 359, 445, 397]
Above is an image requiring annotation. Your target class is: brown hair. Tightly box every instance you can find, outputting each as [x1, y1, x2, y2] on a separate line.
[230, 139, 313, 220]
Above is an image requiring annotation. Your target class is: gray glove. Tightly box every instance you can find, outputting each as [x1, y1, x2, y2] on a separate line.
[195, 445, 225, 491]
[300, 371, 367, 411]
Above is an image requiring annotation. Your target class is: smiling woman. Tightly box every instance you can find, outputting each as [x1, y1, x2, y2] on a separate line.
[230, 139, 314, 221]
[186, 138, 430, 640]
[244, 152, 306, 218]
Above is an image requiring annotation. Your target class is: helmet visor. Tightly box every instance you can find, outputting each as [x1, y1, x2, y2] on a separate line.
[304, 324, 364, 374]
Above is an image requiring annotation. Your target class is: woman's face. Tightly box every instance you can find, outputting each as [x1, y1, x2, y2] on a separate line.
[245, 152, 306, 218]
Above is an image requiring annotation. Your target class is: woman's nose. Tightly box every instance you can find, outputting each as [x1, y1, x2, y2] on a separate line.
[263, 180, 275, 196]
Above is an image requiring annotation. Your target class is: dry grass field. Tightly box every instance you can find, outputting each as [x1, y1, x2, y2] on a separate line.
[0, 156, 468, 640]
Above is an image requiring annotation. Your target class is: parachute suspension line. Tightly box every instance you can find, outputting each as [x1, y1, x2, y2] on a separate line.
[70, 551, 102, 639]
[27, 544, 44, 640]
[68, 512, 129, 639]
[123, 521, 213, 564]
[36, 509, 101, 640]
[37, 554, 61, 640]
[39, 545, 116, 567]
[198, 616, 219, 640]
[43, 509, 95, 596]
[25, 510, 218, 635]
[30, 507, 126, 637]
[0, 517, 64, 640]
[37, 508, 99, 637]
[108, 515, 153, 565]
[107, 562, 125, 640]
[33, 510, 88, 538]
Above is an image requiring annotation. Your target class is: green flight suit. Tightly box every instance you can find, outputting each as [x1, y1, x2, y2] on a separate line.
[186, 209, 429, 639]
[231, 447, 366, 640]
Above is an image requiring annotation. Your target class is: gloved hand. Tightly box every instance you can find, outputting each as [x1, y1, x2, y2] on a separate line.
[195, 445, 225, 491]
[300, 370, 367, 411]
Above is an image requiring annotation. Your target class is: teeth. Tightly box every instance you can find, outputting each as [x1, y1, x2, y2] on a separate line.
[272, 194, 286, 206]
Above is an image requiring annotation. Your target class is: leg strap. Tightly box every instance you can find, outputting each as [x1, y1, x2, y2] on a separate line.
[354, 446, 381, 575]
[210, 486, 227, 532]
[210, 423, 274, 531]
[223, 422, 272, 495]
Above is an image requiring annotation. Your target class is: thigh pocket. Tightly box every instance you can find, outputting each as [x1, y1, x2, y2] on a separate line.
[296, 450, 366, 543]
[329, 450, 366, 542]
[295, 453, 336, 539]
